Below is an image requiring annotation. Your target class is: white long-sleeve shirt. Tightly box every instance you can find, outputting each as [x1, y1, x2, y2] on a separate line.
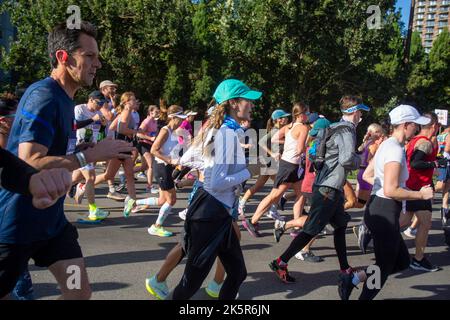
[203, 125, 250, 208]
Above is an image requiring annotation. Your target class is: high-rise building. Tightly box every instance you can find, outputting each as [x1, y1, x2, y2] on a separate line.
[413, 0, 450, 53]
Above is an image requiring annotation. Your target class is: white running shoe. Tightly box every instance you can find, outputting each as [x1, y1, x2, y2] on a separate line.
[179, 209, 187, 221]
[403, 227, 417, 239]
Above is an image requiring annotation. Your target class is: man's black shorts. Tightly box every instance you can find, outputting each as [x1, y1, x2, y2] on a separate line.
[0, 223, 83, 298]
[406, 199, 432, 212]
[302, 186, 351, 236]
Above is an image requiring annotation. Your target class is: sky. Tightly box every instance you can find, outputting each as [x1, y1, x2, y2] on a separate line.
[396, 0, 412, 26]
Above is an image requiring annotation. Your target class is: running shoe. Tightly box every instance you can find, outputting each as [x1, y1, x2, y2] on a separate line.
[338, 271, 357, 300]
[123, 196, 136, 218]
[205, 280, 223, 298]
[88, 208, 110, 221]
[441, 207, 449, 226]
[273, 220, 286, 243]
[107, 191, 126, 201]
[238, 205, 245, 217]
[294, 250, 324, 263]
[145, 275, 169, 300]
[148, 224, 173, 237]
[242, 218, 261, 237]
[74, 183, 85, 204]
[266, 206, 285, 221]
[132, 205, 149, 214]
[403, 227, 417, 239]
[136, 172, 147, 180]
[150, 186, 159, 194]
[269, 259, 296, 284]
[11, 271, 34, 300]
[357, 224, 372, 254]
[410, 257, 441, 272]
[115, 183, 127, 193]
[179, 208, 187, 221]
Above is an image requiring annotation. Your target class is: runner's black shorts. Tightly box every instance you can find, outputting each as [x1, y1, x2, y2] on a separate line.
[302, 186, 350, 236]
[0, 223, 83, 298]
[273, 159, 303, 188]
[153, 161, 175, 190]
[137, 141, 152, 155]
[406, 199, 432, 212]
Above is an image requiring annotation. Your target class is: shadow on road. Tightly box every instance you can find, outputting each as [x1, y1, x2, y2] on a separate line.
[33, 281, 130, 299]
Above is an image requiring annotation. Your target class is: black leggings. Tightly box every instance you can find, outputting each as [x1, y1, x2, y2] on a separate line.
[359, 196, 410, 300]
[172, 218, 247, 300]
[279, 186, 350, 270]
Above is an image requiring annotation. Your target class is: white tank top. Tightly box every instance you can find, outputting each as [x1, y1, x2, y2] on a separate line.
[281, 122, 304, 165]
[155, 126, 179, 164]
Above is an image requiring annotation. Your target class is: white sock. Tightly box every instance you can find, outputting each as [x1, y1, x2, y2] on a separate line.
[156, 203, 173, 226]
[109, 185, 115, 193]
[137, 197, 158, 206]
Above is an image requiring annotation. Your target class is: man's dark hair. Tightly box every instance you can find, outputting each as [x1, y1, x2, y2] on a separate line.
[422, 112, 439, 129]
[48, 21, 98, 68]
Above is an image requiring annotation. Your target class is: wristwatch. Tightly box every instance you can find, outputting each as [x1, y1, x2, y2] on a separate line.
[75, 151, 88, 168]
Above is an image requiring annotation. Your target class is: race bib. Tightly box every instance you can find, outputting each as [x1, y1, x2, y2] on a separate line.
[67, 119, 77, 155]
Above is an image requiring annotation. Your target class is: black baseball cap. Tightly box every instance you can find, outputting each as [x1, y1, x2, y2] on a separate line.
[88, 91, 106, 102]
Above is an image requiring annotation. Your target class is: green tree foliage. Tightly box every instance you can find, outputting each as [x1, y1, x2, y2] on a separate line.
[428, 29, 450, 108]
[0, 0, 448, 124]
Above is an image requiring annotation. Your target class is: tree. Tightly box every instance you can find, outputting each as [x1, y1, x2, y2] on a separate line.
[1, 0, 447, 125]
[428, 29, 450, 109]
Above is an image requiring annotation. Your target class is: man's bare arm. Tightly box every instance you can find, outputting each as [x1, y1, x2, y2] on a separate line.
[19, 142, 80, 171]
[18, 139, 134, 171]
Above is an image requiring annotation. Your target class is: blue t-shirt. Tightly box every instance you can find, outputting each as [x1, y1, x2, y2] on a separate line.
[0, 77, 75, 244]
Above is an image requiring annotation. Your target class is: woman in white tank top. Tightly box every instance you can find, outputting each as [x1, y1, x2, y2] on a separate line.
[243, 102, 311, 237]
[130, 105, 188, 238]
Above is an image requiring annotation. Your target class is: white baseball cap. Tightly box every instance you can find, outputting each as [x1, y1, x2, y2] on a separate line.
[168, 111, 188, 119]
[99, 80, 118, 89]
[389, 104, 431, 126]
[186, 111, 198, 116]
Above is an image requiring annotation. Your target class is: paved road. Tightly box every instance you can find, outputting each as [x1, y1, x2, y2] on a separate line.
[30, 177, 450, 300]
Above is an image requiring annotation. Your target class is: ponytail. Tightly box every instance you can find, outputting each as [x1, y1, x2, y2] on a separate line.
[266, 118, 274, 132]
[159, 98, 168, 122]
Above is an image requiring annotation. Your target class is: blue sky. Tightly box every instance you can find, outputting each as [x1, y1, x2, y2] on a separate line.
[396, 0, 412, 26]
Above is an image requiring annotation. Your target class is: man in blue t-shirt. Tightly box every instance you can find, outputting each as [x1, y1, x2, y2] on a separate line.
[0, 22, 133, 299]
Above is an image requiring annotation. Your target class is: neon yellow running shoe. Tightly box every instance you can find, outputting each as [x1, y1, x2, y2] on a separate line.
[123, 196, 136, 218]
[205, 280, 223, 298]
[148, 225, 173, 237]
[88, 208, 110, 221]
[145, 275, 169, 300]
